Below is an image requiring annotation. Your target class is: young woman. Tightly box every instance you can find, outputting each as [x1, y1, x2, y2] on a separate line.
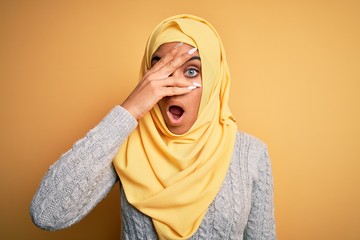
[31, 14, 276, 239]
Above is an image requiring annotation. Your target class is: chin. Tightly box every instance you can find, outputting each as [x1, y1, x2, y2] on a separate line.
[167, 125, 189, 135]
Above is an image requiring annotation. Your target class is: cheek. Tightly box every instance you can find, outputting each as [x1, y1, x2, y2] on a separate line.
[189, 91, 202, 112]
[157, 100, 166, 110]
[195, 88, 202, 103]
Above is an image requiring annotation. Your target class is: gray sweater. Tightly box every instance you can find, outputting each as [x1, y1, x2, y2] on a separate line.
[30, 106, 276, 239]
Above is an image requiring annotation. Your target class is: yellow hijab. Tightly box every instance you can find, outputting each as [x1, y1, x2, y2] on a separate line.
[113, 14, 237, 239]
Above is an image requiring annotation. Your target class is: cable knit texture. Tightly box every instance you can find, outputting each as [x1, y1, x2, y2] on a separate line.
[30, 106, 276, 239]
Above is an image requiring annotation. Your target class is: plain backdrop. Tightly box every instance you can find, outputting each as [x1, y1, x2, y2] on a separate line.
[1, 0, 359, 239]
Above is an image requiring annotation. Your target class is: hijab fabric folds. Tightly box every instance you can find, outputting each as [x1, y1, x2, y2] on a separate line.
[113, 14, 237, 240]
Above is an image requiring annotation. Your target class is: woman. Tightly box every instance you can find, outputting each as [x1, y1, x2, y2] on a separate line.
[31, 14, 276, 239]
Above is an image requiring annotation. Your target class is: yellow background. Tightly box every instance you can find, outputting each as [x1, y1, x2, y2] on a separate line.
[1, 0, 359, 239]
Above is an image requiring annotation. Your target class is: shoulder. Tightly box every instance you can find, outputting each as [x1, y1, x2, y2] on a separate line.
[234, 131, 270, 182]
[234, 131, 268, 156]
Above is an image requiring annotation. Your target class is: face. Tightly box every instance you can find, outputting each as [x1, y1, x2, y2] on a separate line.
[152, 42, 202, 135]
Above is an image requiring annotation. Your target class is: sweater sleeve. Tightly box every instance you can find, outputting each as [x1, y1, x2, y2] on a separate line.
[30, 106, 138, 231]
[244, 144, 276, 240]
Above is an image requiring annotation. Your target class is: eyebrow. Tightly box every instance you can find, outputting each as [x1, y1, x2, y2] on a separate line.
[151, 55, 201, 64]
[188, 56, 201, 62]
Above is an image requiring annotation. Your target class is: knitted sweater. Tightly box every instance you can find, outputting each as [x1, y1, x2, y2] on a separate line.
[30, 106, 276, 239]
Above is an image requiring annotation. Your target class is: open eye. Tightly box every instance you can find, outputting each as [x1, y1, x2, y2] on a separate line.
[185, 68, 199, 78]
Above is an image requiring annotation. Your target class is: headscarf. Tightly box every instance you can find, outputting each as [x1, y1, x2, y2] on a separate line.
[113, 14, 237, 240]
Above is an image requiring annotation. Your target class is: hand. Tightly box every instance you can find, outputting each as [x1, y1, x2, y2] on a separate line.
[121, 43, 198, 120]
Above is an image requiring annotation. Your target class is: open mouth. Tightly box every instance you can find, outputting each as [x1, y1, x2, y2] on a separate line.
[168, 105, 184, 120]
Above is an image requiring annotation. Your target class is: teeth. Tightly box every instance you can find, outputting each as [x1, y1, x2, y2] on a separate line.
[188, 85, 197, 90]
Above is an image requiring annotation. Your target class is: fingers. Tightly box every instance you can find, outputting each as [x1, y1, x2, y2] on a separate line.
[164, 48, 197, 75]
[153, 81, 198, 102]
[148, 42, 184, 74]
[146, 44, 197, 80]
[121, 77, 199, 120]
[161, 86, 194, 98]
[154, 77, 201, 98]
[157, 76, 189, 86]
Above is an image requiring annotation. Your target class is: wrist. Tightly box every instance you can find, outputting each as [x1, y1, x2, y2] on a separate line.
[121, 102, 140, 120]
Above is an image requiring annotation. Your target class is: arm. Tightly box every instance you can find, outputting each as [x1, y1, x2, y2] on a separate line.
[244, 145, 276, 240]
[31, 43, 197, 231]
[30, 106, 137, 231]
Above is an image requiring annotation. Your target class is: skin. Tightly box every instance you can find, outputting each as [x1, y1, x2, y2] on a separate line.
[121, 42, 202, 135]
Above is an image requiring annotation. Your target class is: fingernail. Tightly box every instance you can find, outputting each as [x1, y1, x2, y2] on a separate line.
[175, 42, 184, 48]
[188, 47, 197, 55]
[193, 82, 201, 87]
[188, 85, 197, 90]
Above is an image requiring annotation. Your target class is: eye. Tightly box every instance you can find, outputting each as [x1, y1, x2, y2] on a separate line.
[185, 68, 199, 78]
